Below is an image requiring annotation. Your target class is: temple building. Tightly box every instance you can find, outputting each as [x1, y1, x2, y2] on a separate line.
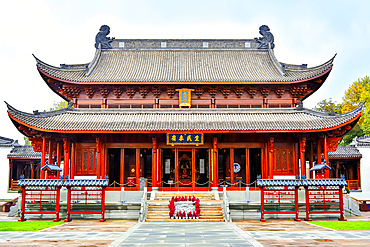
[7, 25, 363, 192]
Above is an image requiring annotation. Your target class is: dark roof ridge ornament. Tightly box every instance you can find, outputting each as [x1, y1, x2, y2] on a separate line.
[255, 25, 275, 49]
[94, 25, 115, 49]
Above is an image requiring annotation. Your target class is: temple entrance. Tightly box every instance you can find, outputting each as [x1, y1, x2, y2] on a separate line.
[108, 148, 121, 187]
[249, 148, 261, 185]
[160, 148, 209, 190]
[178, 150, 192, 187]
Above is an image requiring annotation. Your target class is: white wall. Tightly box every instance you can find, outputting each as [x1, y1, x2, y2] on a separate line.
[0, 147, 17, 199]
[358, 146, 370, 193]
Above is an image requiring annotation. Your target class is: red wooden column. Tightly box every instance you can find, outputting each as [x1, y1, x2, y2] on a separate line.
[192, 148, 196, 190]
[120, 148, 125, 187]
[152, 138, 158, 188]
[268, 137, 274, 179]
[65, 188, 72, 222]
[96, 138, 101, 179]
[304, 187, 311, 221]
[323, 135, 329, 178]
[56, 142, 61, 178]
[19, 186, 26, 221]
[230, 148, 235, 187]
[30, 163, 34, 179]
[101, 142, 106, 178]
[300, 137, 306, 179]
[246, 148, 250, 187]
[357, 161, 361, 189]
[212, 137, 218, 187]
[48, 140, 53, 165]
[136, 148, 140, 188]
[70, 143, 76, 179]
[317, 138, 322, 164]
[260, 187, 265, 222]
[339, 186, 347, 221]
[41, 137, 46, 179]
[175, 149, 179, 189]
[63, 138, 70, 178]
[309, 142, 314, 179]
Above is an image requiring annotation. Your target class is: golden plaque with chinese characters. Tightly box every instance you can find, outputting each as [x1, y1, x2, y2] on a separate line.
[176, 88, 194, 108]
[167, 133, 204, 146]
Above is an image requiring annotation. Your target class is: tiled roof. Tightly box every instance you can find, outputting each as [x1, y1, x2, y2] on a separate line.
[18, 179, 64, 187]
[310, 164, 331, 171]
[352, 135, 370, 147]
[6, 103, 363, 133]
[257, 179, 301, 187]
[328, 145, 362, 158]
[301, 179, 347, 187]
[41, 164, 62, 171]
[7, 145, 41, 158]
[0, 136, 19, 148]
[257, 179, 347, 187]
[64, 179, 108, 187]
[35, 39, 334, 84]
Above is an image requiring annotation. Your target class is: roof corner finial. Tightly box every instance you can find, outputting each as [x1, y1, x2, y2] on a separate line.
[255, 25, 275, 49]
[95, 25, 115, 49]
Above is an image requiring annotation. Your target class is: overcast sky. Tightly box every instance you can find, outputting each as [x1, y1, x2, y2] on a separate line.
[1, 0, 370, 144]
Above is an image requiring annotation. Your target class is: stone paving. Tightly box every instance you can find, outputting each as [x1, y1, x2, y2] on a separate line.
[1, 211, 370, 246]
[108, 222, 261, 246]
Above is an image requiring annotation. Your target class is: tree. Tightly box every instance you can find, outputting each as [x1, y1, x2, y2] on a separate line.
[341, 124, 363, 145]
[341, 76, 370, 135]
[313, 98, 342, 114]
[23, 136, 31, 146]
[313, 76, 370, 144]
[50, 100, 69, 111]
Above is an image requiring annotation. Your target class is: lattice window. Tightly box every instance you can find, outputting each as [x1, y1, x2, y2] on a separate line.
[76, 148, 97, 175]
[273, 147, 294, 175]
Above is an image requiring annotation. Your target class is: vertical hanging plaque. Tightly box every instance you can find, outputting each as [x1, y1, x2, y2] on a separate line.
[176, 88, 194, 108]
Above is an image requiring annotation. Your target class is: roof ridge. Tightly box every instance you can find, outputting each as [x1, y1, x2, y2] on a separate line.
[267, 46, 285, 76]
[5, 101, 73, 118]
[33, 54, 87, 72]
[85, 44, 102, 76]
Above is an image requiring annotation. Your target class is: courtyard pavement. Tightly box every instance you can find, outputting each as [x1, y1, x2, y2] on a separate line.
[1, 212, 370, 246]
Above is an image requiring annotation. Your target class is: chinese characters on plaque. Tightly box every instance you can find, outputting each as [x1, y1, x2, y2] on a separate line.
[175, 88, 194, 108]
[167, 133, 203, 146]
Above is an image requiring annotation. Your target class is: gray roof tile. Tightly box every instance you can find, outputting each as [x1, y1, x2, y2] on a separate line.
[302, 179, 347, 187]
[18, 179, 64, 187]
[328, 145, 362, 158]
[35, 40, 334, 83]
[6, 103, 363, 133]
[352, 135, 370, 147]
[0, 136, 19, 148]
[257, 179, 301, 187]
[64, 179, 108, 187]
[7, 145, 41, 158]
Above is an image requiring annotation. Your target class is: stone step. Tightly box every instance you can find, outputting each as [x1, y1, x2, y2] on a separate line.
[145, 218, 225, 222]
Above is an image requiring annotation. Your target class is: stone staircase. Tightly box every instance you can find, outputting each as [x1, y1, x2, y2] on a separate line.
[145, 192, 224, 222]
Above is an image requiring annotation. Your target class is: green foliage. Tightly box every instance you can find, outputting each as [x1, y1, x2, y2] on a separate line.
[0, 221, 64, 231]
[341, 125, 363, 145]
[314, 98, 342, 113]
[341, 76, 370, 133]
[50, 100, 68, 111]
[23, 137, 31, 146]
[314, 76, 370, 142]
[310, 221, 370, 230]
